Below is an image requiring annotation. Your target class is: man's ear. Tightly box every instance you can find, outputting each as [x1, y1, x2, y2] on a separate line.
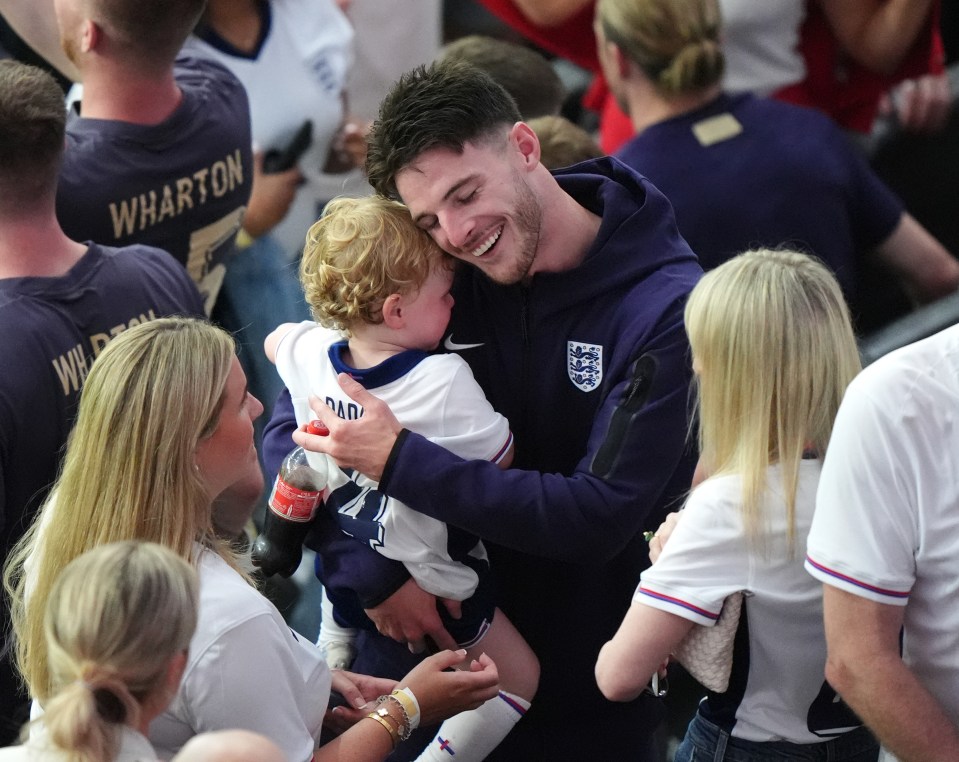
[80, 19, 100, 54]
[381, 293, 404, 329]
[510, 121, 542, 170]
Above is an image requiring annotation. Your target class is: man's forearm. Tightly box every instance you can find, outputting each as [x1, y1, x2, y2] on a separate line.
[824, 588, 959, 761]
[828, 651, 959, 761]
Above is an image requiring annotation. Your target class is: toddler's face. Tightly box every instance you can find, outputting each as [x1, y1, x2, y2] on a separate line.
[400, 265, 455, 352]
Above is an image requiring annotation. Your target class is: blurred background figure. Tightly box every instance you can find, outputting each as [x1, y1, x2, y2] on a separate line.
[181, 0, 355, 430]
[0, 0, 253, 314]
[438, 34, 565, 119]
[528, 115, 603, 169]
[595, 0, 958, 333]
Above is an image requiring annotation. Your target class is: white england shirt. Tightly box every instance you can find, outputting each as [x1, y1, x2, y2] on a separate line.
[639, 461, 857, 743]
[275, 323, 512, 600]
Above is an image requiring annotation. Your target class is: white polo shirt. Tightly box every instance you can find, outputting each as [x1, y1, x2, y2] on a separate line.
[807, 324, 959, 759]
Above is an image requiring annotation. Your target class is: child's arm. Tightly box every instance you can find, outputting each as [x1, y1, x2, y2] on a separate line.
[264, 322, 299, 364]
[595, 602, 694, 702]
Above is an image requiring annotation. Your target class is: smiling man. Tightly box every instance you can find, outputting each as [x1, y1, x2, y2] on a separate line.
[264, 60, 702, 760]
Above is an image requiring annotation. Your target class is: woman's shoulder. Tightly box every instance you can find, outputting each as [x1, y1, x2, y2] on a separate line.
[194, 548, 278, 629]
[686, 472, 745, 515]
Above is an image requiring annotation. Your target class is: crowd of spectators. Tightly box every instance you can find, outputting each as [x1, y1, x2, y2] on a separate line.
[1, 1, 958, 760]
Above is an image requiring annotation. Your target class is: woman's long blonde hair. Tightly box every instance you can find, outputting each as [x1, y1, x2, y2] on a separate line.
[41, 541, 199, 762]
[4, 317, 235, 702]
[597, 0, 724, 96]
[684, 250, 861, 546]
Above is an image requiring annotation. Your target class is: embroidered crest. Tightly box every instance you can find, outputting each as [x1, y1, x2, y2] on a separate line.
[567, 341, 603, 392]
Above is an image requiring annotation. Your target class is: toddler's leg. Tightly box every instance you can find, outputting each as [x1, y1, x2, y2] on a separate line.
[317, 586, 358, 670]
[417, 608, 538, 762]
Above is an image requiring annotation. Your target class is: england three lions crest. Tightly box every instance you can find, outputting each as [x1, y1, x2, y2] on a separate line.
[567, 341, 602, 391]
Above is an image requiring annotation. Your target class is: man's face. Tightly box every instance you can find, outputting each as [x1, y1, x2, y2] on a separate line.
[395, 135, 543, 286]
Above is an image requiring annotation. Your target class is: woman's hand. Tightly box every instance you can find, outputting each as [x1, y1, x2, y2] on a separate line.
[324, 669, 397, 734]
[397, 650, 499, 726]
[881, 73, 952, 134]
[648, 512, 681, 564]
[323, 119, 369, 174]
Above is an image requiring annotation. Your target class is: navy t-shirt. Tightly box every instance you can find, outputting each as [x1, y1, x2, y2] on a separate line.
[616, 92, 902, 306]
[57, 56, 253, 312]
[0, 243, 204, 558]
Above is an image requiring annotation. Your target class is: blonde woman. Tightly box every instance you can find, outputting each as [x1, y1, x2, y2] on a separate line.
[0, 541, 198, 761]
[595, 251, 877, 760]
[594, 0, 959, 324]
[4, 317, 498, 762]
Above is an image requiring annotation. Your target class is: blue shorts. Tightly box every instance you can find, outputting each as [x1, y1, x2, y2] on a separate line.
[434, 554, 496, 650]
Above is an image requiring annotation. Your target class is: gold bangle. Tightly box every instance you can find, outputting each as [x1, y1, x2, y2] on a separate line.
[375, 694, 412, 740]
[365, 711, 399, 749]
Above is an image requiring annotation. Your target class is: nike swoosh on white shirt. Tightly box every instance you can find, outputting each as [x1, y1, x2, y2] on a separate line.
[443, 336, 485, 351]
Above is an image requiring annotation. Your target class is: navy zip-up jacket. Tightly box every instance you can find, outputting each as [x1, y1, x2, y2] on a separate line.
[263, 156, 702, 758]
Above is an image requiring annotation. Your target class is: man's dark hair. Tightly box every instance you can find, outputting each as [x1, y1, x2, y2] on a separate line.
[366, 59, 522, 199]
[439, 35, 565, 121]
[0, 60, 67, 208]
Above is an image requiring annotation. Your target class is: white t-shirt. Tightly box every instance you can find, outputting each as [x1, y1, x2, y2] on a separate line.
[719, 0, 807, 95]
[182, 0, 354, 259]
[275, 322, 513, 600]
[0, 726, 157, 761]
[149, 547, 330, 761]
[638, 461, 853, 743]
[807, 325, 959, 760]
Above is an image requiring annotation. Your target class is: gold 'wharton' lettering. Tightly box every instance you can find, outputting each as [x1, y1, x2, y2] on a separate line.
[107, 149, 245, 240]
[50, 344, 89, 397]
[51, 310, 157, 396]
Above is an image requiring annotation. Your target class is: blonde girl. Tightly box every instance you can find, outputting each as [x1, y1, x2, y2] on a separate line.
[0, 540, 198, 762]
[595, 250, 877, 760]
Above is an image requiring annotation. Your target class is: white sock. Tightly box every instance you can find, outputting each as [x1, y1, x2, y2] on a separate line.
[317, 587, 358, 670]
[415, 690, 531, 762]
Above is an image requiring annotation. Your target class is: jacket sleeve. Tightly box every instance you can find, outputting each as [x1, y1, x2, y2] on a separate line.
[381, 309, 697, 564]
[261, 387, 297, 477]
[261, 389, 411, 608]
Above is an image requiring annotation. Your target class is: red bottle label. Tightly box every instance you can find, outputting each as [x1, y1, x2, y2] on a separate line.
[268, 476, 320, 522]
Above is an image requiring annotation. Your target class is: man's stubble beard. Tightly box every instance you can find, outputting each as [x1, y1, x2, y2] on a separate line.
[488, 174, 542, 287]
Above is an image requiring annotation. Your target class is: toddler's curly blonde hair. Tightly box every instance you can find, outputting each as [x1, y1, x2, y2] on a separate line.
[301, 195, 452, 334]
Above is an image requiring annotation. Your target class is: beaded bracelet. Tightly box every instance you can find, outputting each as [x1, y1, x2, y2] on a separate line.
[365, 710, 399, 749]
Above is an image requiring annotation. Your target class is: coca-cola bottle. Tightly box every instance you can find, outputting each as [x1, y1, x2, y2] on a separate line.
[252, 421, 329, 577]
